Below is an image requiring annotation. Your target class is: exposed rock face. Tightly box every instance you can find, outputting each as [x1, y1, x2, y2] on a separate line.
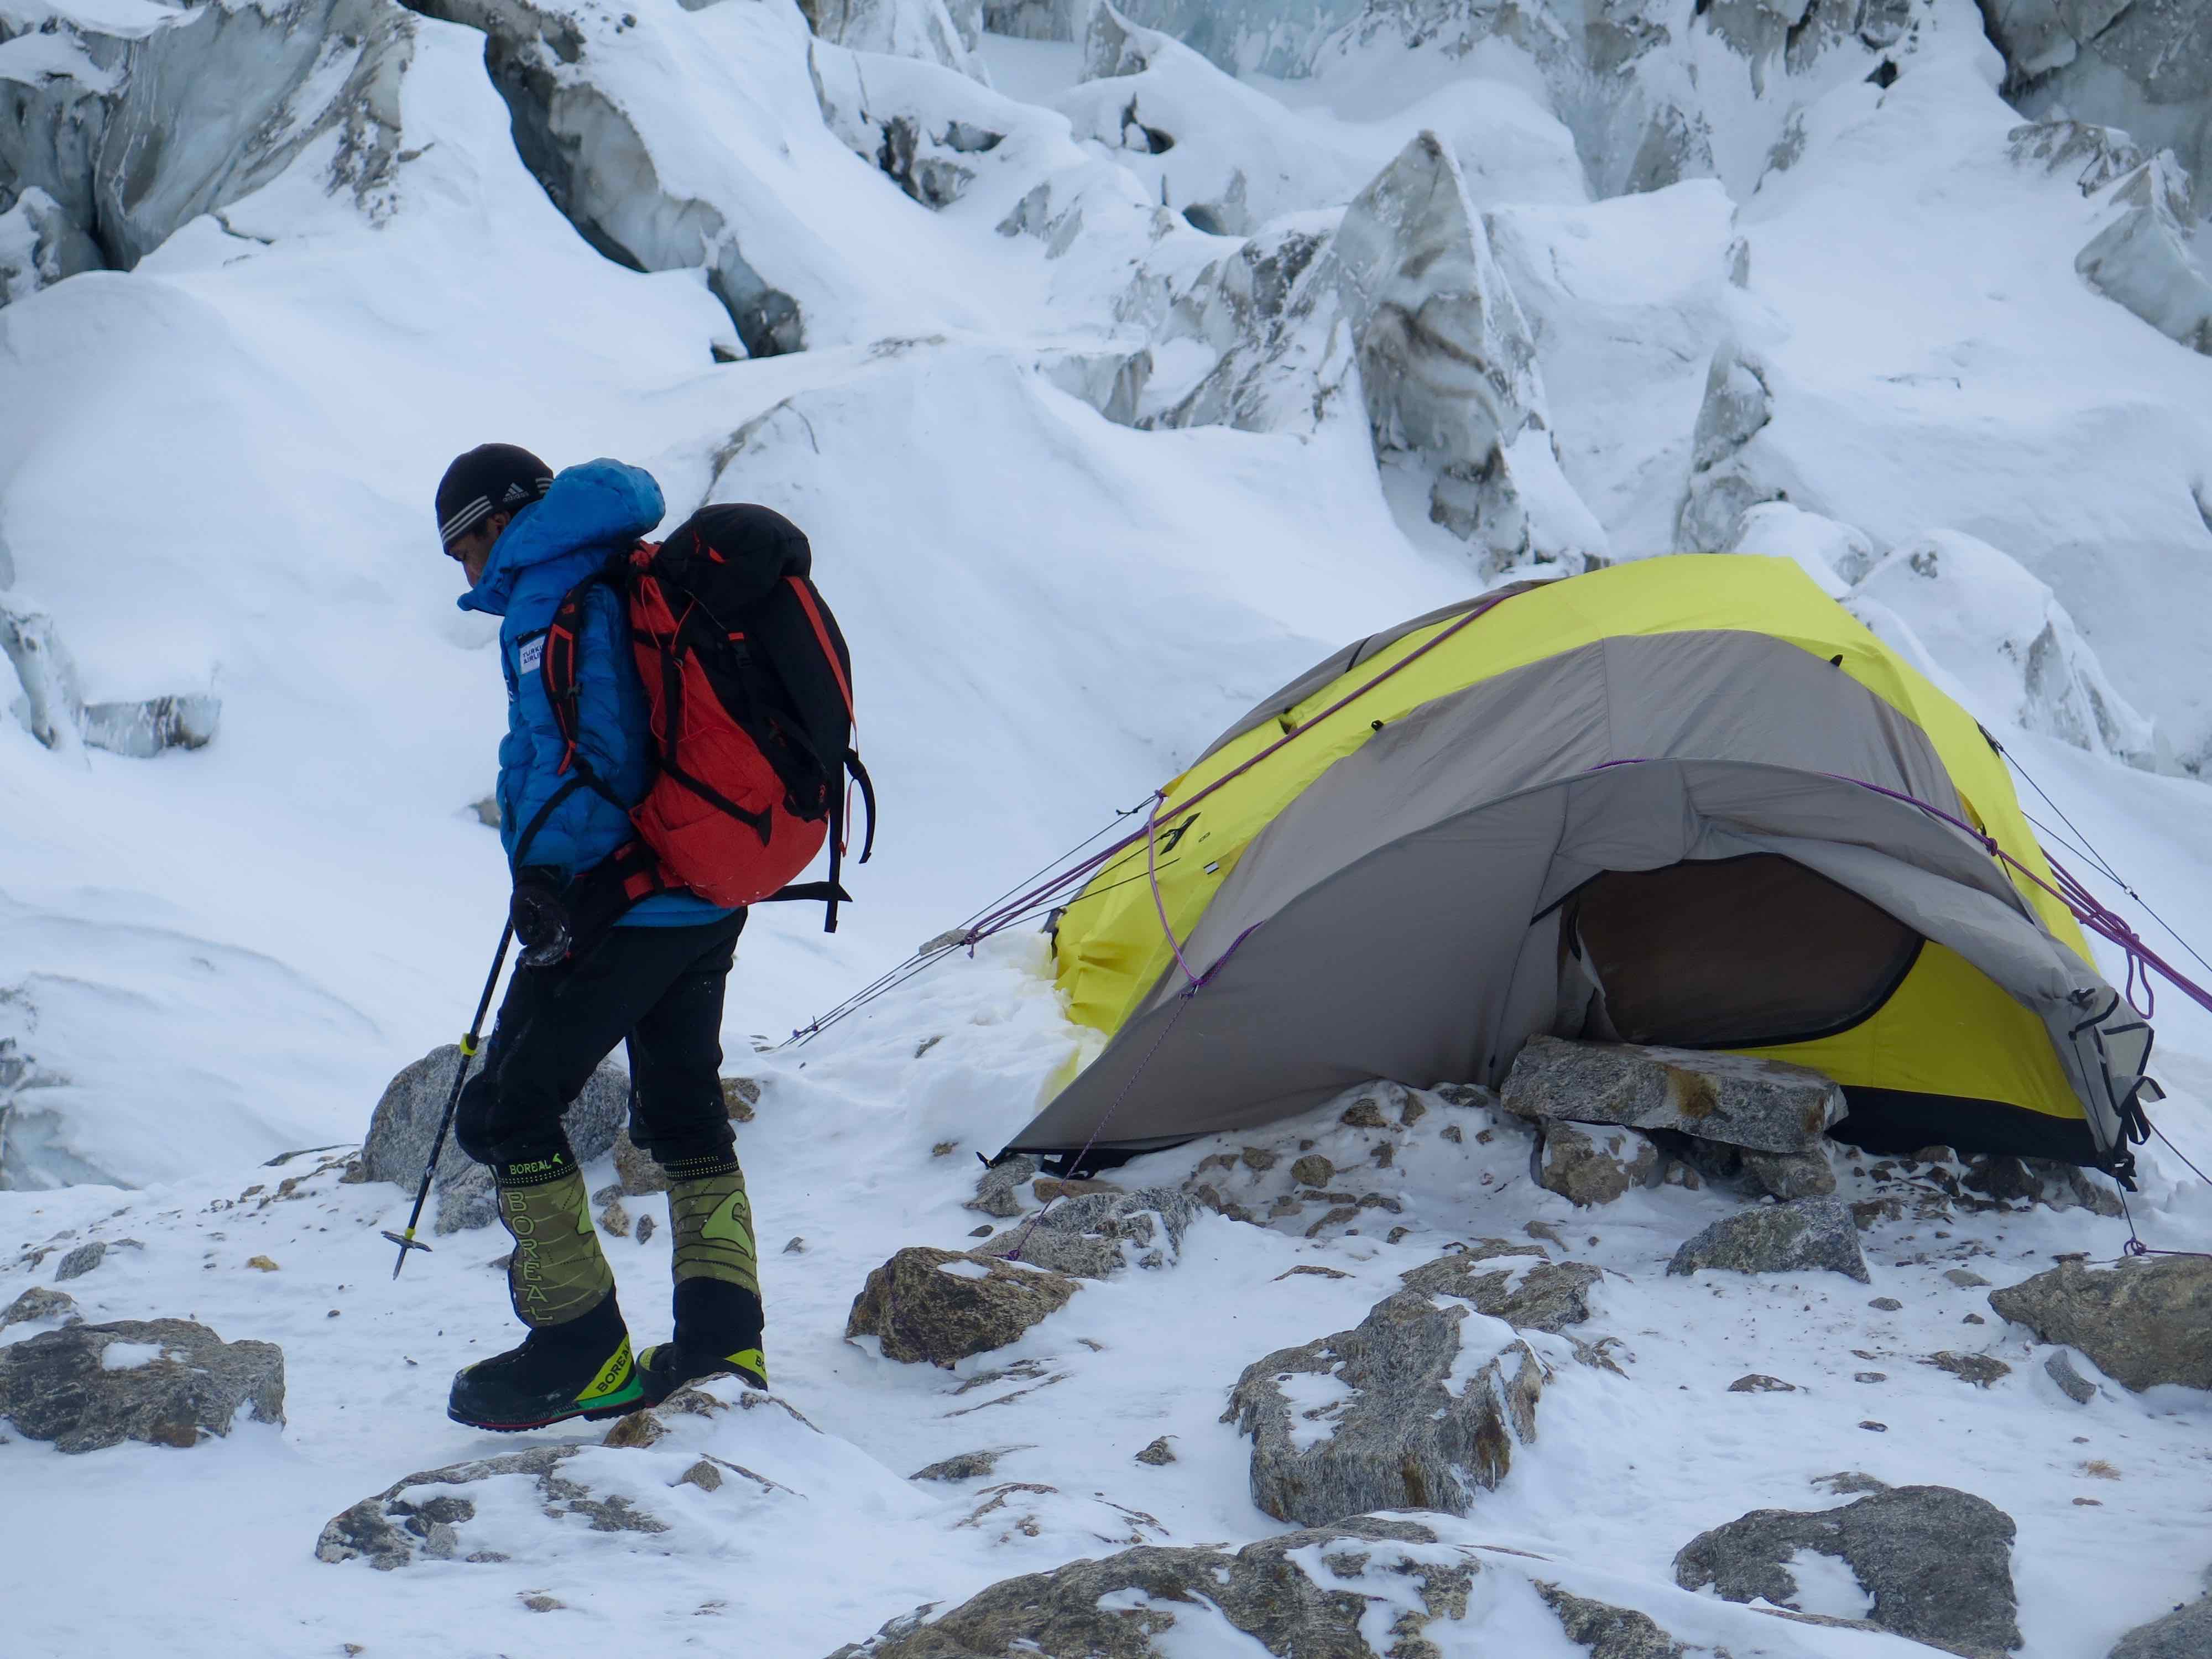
[1674, 1484, 2021, 1655]
[972, 1188, 1195, 1278]
[846, 1247, 1079, 1366]
[1504, 1037, 1844, 1154]
[359, 1044, 631, 1230]
[0, 1318, 284, 1453]
[1399, 1246, 1601, 1333]
[1225, 1288, 1543, 1526]
[1740, 1146, 1838, 1201]
[0, 0, 413, 307]
[2077, 156, 2212, 358]
[2008, 120, 2145, 199]
[2110, 1588, 2212, 1659]
[1535, 1120, 1660, 1206]
[1987, 1256, 2212, 1392]
[1668, 1196, 1871, 1283]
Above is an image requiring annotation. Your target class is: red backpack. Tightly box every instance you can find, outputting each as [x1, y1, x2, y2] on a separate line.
[540, 503, 874, 933]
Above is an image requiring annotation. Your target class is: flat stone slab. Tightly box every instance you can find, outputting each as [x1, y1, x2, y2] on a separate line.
[1225, 1288, 1542, 1527]
[1503, 1037, 1844, 1154]
[1668, 1196, 1870, 1283]
[1989, 1256, 2212, 1393]
[1399, 1249, 1601, 1334]
[0, 1318, 284, 1453]
[845, 1247, 1078, 1368]
[1674, 1483, 2020, 1655]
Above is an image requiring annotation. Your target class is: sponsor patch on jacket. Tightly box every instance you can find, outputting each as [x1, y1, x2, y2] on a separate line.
[517, 635, 545, 675]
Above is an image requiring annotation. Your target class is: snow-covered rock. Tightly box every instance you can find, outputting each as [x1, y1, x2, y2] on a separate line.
[971, 1185, 1193, 1276]
[1676, 334, 1787, 550]
[1397, 1243, 1602, 1333]
[1226, 1287, 1545, 1525]
[0, 188, 101, 305]
[2110, 1587, 2212, 1659]
[1728, 500, 1878, 594]
[0, 1317, 284, 1452]
[2008, 118, 2146, 199]
[1674, 1483, 2022, 1654]
[2077, 154, 2212, 357]
[1854, 529, 2162, 768]
[1533, 1120, 1661, 1207]
[1983, 0, 2212, 197]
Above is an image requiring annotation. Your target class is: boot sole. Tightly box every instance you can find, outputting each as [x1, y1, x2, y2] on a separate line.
[446, 1384, 647, 1434]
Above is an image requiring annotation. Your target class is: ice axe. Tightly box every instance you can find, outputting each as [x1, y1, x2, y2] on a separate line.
[385, 922, 515, 1279]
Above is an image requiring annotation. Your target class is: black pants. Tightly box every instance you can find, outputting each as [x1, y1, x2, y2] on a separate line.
[455, 911, 747, 1169]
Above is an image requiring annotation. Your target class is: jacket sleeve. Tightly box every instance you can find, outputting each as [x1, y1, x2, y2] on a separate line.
[496, 576, 640, 881]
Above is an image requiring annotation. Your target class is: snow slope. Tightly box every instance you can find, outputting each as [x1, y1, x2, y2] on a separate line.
[2, 0, 2211, 1649]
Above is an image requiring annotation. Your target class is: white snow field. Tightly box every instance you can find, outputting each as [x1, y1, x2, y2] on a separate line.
[3, 0, 2211, 1650]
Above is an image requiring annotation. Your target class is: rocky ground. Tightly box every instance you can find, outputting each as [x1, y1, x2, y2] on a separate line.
[4, 992, 2210, 1656]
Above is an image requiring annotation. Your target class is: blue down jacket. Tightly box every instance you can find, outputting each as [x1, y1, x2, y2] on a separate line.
[458, 458, 732, 928]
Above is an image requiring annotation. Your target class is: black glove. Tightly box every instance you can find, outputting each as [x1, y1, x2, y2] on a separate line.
[510, 868, 573, 968]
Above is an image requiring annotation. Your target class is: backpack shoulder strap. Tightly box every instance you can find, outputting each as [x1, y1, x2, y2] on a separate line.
[542, 561, 636, 813]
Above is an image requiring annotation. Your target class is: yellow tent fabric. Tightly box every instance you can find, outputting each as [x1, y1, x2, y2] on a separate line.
[1051, 554, 2095, 1128]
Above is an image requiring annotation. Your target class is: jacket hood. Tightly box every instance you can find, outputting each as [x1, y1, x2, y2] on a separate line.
[458, 458, 665, 616]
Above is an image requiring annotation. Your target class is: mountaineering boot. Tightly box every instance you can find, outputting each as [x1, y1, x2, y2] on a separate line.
[447, 1144, 644, 1431]
[637, 1154, 768, 1404]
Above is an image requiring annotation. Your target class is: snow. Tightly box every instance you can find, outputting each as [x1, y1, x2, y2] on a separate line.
[97, 1340, 165, 1370]
[1, 0, 2210, 1650]
[1777, 1547, 1877, 1620]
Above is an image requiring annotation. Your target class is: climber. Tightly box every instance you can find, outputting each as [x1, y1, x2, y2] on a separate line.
[434, 442, 766, 1433]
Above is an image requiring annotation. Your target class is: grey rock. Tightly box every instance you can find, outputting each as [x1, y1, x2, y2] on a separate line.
[1399, 1251, 1601, 1333]
[1535, 1120, 1660, 1207]
[0, 1318, 284, 1453]
[1989, 1256, 2212, 1392]
[963, 1155, 1039, 1219]
[1812, 1471, 1891, 1496]
[1134, 1436, 1176, 1465]
[1, 1286, 80, 1328]
[909, 1446, 1027, 1481]
[1741, 1146, 1837, 1200]
[1668, 1197, 1870, 1284]
[1676, 338, 1782, 551]
[2110, 1589, 2212, 1659]
[1226, 1288, 1543, 1526]
[1945, 1267, 1994, 1288]
[1535, 1581, 1689, 1659]
[1674, 1484, 2020, 1654]
[825, 1515, 1467, 1657]
[611, 1127, 668, 1196]
[53, 1240, 107, 1282]
[359, 1044, 630, 1230]
[1923, 1351, 2012, 1389]
[1728, 1374, 1796, 1392]
[1504, 1037, 1843, 1154]
[845, 1248, 1078, 1367]
[1986, 0, 2212, 195]
[972, 1187, 1194, 1279]
[1870, 1297, 1904, 1312]
[2045, 1349, 2098, 1404]
[316, 1444, 666, 1569]
[2077, 158, 2212, 357]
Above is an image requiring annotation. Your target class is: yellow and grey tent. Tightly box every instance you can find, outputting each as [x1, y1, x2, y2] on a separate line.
[1007, 555, 2156, 1176]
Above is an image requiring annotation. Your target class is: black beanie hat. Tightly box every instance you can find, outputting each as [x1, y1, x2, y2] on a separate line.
[436, 444, 554, 549]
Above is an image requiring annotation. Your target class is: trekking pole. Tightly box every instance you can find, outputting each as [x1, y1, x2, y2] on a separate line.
[383, 922, 515, 1280]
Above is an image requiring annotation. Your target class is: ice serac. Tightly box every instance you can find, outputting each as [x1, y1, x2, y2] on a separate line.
[0, 0, 414, 306]
[1981, 0, 2212, 199]
[1332, 131, 1603, 571]
[799, 0, 988, 83]
[1855, 530, 2163, 769]
[2075, 155, 2212, 356]
[2, 603, 220, 756]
